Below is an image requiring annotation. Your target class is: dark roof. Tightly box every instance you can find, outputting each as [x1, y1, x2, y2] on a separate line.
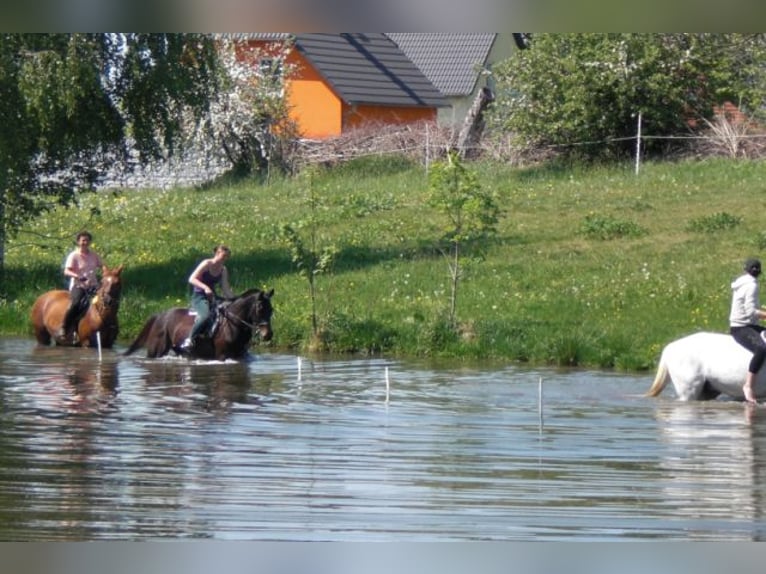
[295, 33, 446, 108]
[225, 33, 446, 108]
[386, 33, 497, 97]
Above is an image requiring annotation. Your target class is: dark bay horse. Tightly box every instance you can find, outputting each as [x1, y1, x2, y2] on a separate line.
[124, 288, 274, 361]
[30, 264, 124, 348]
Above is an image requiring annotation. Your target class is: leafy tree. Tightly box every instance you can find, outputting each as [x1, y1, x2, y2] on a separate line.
[0, 33, 221, 269]
[488, 33, 766, 159]
[202, 37, 301, 180]
[428, 151, 502, 329]
[280, 168, 338, 338]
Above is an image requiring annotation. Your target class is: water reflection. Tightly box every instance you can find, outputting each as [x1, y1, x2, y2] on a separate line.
[0, 348, 123, 539]
[135, 358, 253, 413]
[23, 347, 121, 416]
[3, 338, 766, 540]
[654, 401, 766, 540]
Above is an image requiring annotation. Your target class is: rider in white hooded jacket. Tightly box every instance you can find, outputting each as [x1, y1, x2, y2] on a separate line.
[730, 258, 766, 403]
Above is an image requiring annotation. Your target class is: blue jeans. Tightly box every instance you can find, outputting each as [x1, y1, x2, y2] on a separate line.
[189, 291, 213, 340]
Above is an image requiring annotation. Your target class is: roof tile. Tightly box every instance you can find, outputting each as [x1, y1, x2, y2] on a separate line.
[386, 33, 496, 96]
[295, 33, 447, 108]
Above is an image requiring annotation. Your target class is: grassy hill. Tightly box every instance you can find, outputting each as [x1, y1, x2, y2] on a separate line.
[3, 156, 766, 370]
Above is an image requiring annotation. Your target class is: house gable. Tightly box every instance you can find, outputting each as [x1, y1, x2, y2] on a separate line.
[386, 33, 497, 97]
[386, 33, 521, 131]
[295, 33, 446, 109]
[227, 33, 446, 139]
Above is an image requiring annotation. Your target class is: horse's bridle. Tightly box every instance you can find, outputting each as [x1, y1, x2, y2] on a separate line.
[220, 303, 270, 332]
[93, 285, 121, 313]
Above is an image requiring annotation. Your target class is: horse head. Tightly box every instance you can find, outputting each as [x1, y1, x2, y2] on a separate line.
[228, 288, 274, 342]
[95, 264, 124, 310]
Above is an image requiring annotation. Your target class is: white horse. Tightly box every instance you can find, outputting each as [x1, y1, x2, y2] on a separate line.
[646, 331, 766, 401]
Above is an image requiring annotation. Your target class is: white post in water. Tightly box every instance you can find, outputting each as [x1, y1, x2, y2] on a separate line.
[385, 367, 390, 404]
[538, 376, 544, 432]
[297, 357, 302, 381]
[96, 331, 102, 362]
[634, 111, 642, 176]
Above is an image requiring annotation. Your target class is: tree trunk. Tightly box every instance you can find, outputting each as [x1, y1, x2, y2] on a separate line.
[454, 87, 495, 158]
[449, 241, 460, 330]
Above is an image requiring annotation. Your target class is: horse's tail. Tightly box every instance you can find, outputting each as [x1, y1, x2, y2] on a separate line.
[123, 314, 158, 356]
[645, 355, 669, 397]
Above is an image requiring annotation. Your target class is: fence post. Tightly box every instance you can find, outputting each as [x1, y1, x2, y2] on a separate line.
[425, 122, 430, 178]
[635, 112, 642, 176]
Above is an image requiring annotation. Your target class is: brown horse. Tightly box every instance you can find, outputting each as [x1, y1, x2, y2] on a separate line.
[30, 264, 124, 348]
[124, 288, 274, 361]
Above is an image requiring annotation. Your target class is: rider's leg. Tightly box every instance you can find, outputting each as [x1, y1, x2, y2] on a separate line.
[744, 370, 757, 403]
[58, 287, 85, 339]
[181, 293, 210, 349]
[732, 326, 764, 403]
[745, 344, 766, 404]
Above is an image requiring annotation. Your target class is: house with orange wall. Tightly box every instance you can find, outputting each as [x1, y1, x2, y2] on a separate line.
[225, 33, 447, 140]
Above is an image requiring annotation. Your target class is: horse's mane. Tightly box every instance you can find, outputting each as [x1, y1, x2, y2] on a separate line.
[234, 288, 263, 299]
[221, 289, 267, 317]
[223, 288, 273, 325]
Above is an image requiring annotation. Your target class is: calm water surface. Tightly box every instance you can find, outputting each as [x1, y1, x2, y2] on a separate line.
[1, 337, 766, 541]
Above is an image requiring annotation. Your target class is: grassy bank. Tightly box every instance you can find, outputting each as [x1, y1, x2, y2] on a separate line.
[2, 156, 765, 370]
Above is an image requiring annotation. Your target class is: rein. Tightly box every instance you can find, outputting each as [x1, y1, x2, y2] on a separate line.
[92, 285, 121, 316]
[220, 298, 268, 331]
[221, 307, 267, 331]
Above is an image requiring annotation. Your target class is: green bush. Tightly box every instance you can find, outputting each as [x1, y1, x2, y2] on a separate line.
[686, 211, 742, 233]
[580, 213, 647, 240]
[318, 311, 396, 355]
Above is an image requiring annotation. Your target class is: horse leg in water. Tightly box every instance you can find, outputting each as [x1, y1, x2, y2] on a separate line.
[125, 309, 194, 358]
[667, 361, 721, 401]
[699, 381, 722, 400]
[126, 312, 176, 358]
[30, 291, 69, 346]
[648, 351, 711, 401]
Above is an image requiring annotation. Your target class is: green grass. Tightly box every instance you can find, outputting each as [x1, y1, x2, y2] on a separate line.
[3, 155, 766, 371]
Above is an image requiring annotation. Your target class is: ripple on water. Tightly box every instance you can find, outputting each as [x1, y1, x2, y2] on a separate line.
[1, 338, 766, 540]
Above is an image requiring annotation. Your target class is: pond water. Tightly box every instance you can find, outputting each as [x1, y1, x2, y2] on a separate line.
[1, 337, 765, 541]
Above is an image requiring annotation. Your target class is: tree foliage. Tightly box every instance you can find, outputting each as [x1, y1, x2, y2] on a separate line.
[280, 168, 338, 338]
[427, 151, 502, 329]
[488, 33, 766, 159]
[0, 33, 221, 266]
[203, 38, 300, 179]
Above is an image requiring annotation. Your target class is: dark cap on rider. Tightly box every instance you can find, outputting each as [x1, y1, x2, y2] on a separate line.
[745, 258, 762, 276]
